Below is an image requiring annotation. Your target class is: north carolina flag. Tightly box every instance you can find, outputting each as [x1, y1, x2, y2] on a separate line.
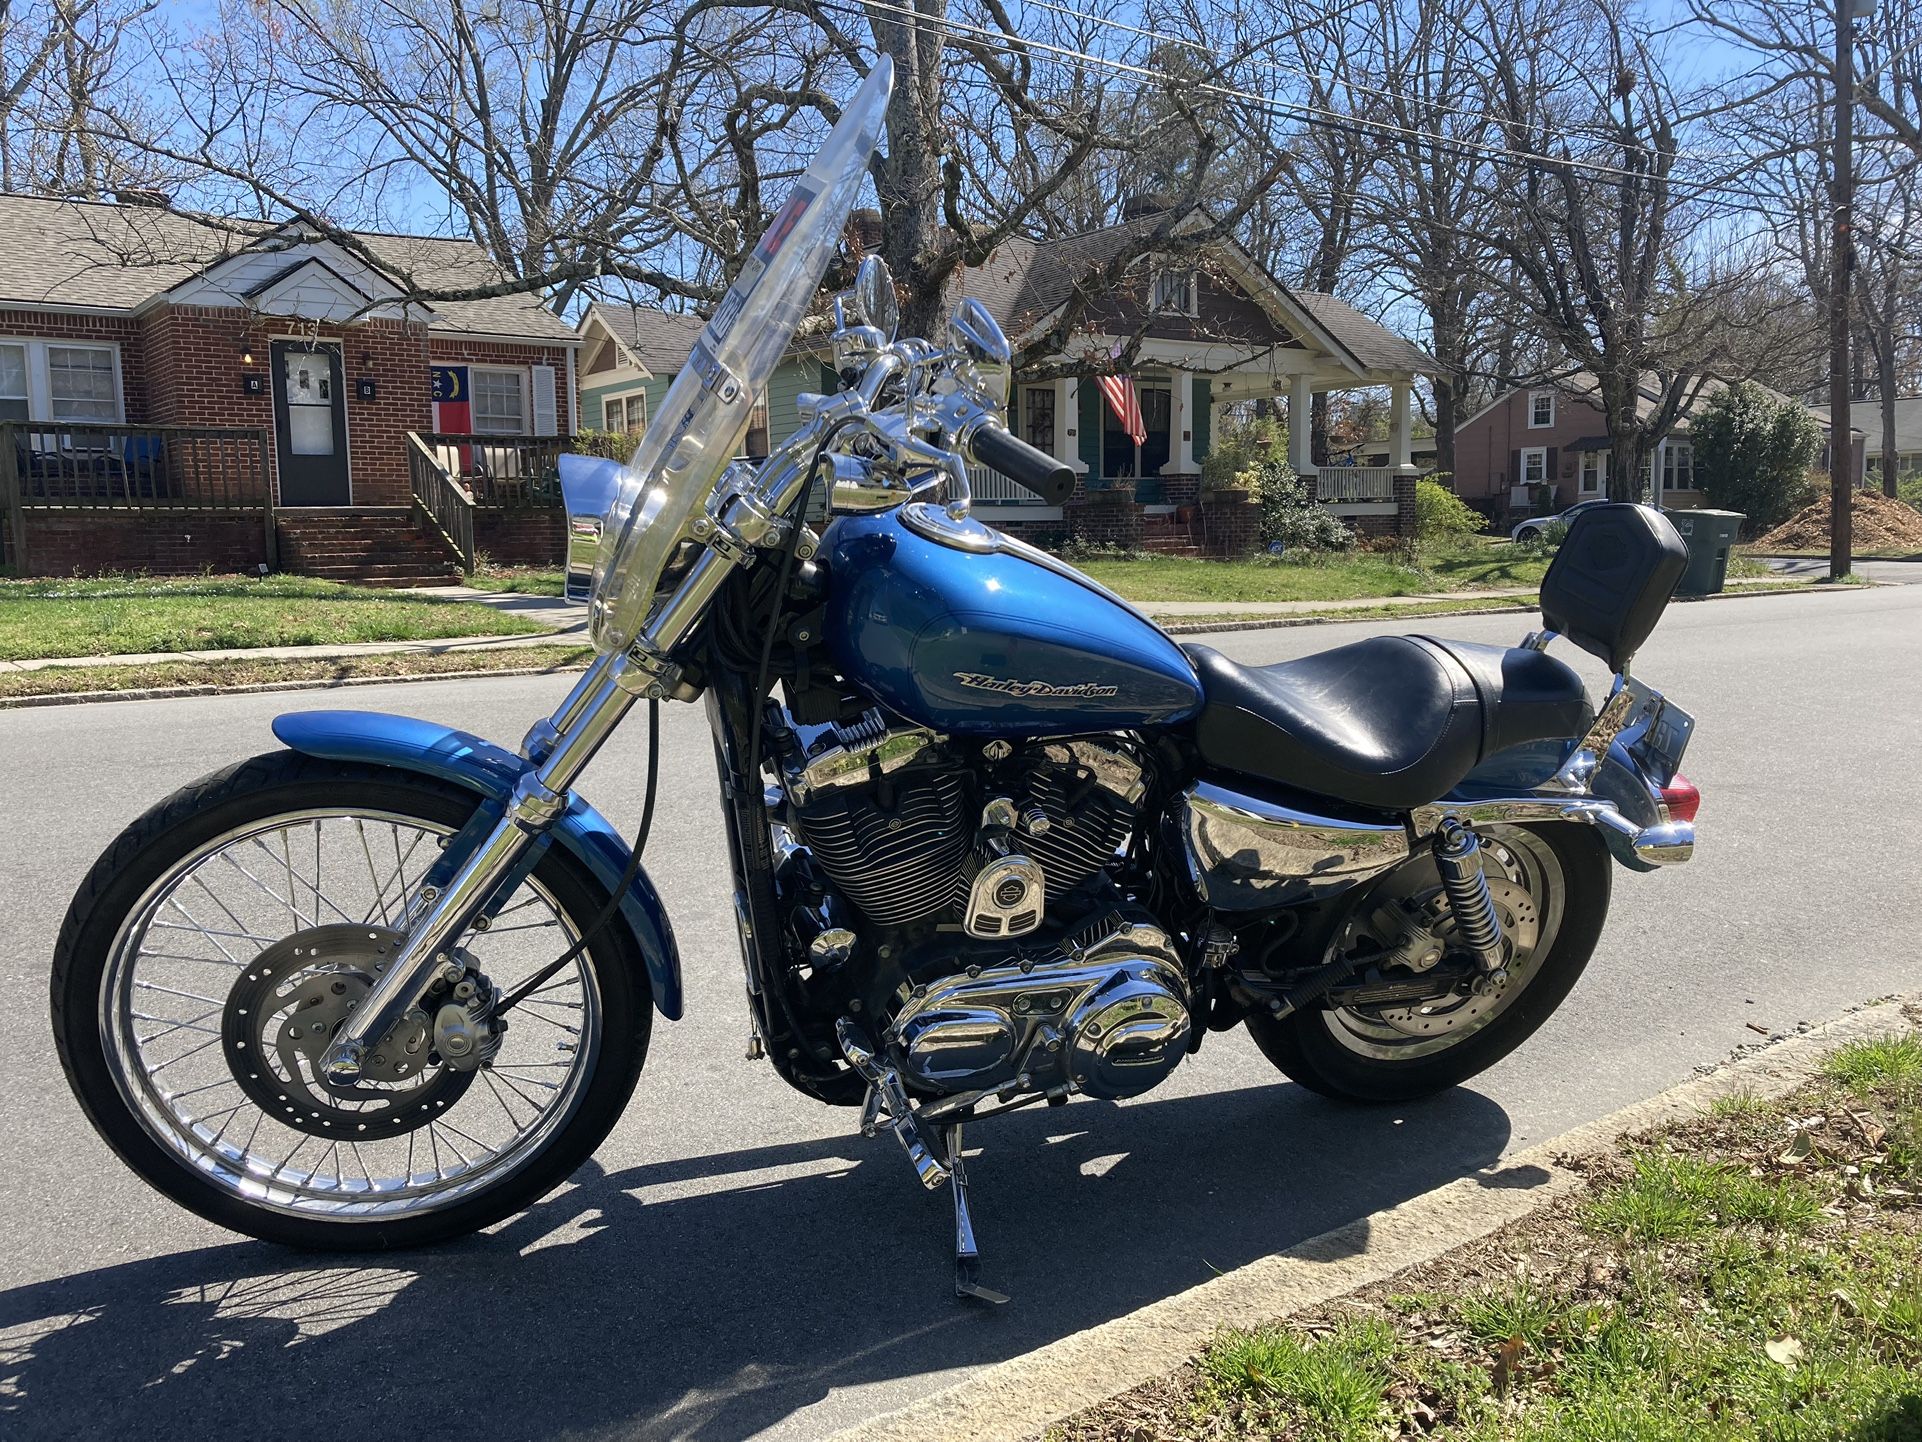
[1097, 373, 1146, 447]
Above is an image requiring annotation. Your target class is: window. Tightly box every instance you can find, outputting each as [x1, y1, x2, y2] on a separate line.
[1152, 268, 1197, 316]
[1521, 446, 1548, 485]
[743, 398, 770, 459]
[1528, 391, 1555, 428]
[1663, 441, 1693, 491]
[471, 368, 526, 434]
[1579, 451, 1607, 495]
[47, 345, 117, 422]
[1022, 385, 1056, 455]
[0, 343, 25, 422]
[602, 392, 646, 435]
[0, 338, 121, 423]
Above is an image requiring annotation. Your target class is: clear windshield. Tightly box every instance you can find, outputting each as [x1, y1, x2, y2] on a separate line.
[588, 58, 894, 654]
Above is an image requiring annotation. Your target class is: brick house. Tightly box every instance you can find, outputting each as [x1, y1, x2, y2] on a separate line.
[0, 195, 578, 581]
[579, 208, 1439, 554]
[1452, 374, 1865, 523]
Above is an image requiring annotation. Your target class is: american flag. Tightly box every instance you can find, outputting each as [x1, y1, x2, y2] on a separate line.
[1097, 373, 1146, 447]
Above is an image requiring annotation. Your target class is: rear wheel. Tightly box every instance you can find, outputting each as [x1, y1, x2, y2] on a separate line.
[1245, 823, 1609, 1103]
[52, 751, 651, 1250]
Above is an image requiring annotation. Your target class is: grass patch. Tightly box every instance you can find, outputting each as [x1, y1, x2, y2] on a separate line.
[471, 566, 566, 596]
[1824, 1034, 1922, 1094]
[0, 644, 593, 701]
[1049, 1024, 1922, 1442]
[1077, 546, 1550, 604]
[1153, 596, 1538, 628]
[0, 573, 545, 661]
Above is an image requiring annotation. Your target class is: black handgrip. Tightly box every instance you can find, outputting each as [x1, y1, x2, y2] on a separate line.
[969, 424, 1076, 507]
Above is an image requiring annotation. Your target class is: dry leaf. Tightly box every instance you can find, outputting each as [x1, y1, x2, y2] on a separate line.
[1492, 1334, 1525, 1398]
[1833, 1289, 1860, 1317]
[1765, 1336, 1805, 1368]
[1778, 1130, 1814, 1166]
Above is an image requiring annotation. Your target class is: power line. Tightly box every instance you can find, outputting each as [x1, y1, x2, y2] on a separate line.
[1009, 0, 1761, 166]
[830, 0, 1813, 210]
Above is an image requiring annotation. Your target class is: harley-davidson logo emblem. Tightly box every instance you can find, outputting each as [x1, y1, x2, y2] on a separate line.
[953, 672, 1120, 699]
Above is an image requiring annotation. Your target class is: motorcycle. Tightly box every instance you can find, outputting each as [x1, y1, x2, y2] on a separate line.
[51, 57, 1702, 1302]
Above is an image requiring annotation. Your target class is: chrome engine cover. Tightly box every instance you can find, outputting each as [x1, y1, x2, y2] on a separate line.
[888, 915, 1189, 1101]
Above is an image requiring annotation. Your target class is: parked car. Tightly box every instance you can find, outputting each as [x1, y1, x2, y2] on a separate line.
[1512, 499, 1614, 544]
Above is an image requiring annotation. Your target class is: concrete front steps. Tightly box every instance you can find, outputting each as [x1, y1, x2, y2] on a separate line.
[276, 507, 465, 588]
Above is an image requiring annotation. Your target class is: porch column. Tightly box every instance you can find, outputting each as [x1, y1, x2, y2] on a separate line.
[1389, 380, 1414, 472]
[1651, 439, 1665, 508]
[1060, 377, 1085, 472]
[1163, 368, 1194, 474]
[1288, 373, 1315, 480]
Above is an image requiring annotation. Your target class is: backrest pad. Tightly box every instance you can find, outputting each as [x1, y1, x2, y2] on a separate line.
[1538, 504, 1687, 673]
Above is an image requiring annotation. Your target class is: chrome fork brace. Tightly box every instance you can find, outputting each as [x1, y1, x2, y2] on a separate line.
[835, 1017, 1008, 1304]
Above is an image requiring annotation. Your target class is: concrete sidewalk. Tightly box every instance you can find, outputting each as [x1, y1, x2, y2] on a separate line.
[0, 576, 1801, 676]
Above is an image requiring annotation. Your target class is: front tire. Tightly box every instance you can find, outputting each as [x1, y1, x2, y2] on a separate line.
[1245, 823, 1609, 1103]
[52, 751, 651, 1250]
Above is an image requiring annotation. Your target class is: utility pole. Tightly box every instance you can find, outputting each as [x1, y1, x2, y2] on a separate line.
[1828, 0, 1865, 581]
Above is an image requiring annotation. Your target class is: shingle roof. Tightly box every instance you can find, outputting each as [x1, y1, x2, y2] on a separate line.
[0, 194, 573, 341]
[587, 303, 708, 377]
[1290, 292, 1436, 376]
[1850, 397, 1922, 451]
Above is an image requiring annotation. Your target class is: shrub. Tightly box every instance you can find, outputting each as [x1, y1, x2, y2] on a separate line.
[1690, 381, 1822, 533]
[1898, 472, 1922, 516]
[567, 427, 634, 461]
[1199, 414, 1288, 490]
[1250, 460, 1353, 553]
[1414, 478, 1485, 546]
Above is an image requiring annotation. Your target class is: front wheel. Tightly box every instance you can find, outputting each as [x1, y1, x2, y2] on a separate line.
[1245, 822, 1609, 1103]
[52, 751, 651, 1249]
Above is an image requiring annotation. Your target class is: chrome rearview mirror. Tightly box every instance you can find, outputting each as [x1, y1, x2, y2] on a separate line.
[854, 255, 899, 341]
[950, 297, 1011, 407]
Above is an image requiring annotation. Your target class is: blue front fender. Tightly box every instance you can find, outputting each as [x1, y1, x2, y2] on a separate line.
[270, 710, 682, 1020]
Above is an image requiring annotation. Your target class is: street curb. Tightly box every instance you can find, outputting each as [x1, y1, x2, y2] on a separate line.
[822, 993, 1918, 1442]
[0, 575, 1864, 708]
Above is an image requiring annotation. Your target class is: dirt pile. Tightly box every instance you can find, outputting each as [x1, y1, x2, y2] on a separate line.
[1754, 488, 1922, 552]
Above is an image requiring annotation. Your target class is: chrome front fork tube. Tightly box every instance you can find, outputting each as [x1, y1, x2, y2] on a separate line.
[320, 547, 742, 1082]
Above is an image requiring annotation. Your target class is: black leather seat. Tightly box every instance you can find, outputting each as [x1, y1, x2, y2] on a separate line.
[1184, 636, 1593, 812]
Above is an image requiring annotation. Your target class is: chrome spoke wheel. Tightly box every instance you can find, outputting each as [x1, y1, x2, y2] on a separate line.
[100, 808, 602, 1221]
[1319, 825, 1566, 1062]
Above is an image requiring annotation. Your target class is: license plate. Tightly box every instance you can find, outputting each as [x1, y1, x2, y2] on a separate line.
[1633, 695, 1695, 786]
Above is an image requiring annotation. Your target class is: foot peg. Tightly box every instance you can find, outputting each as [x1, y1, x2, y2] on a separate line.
[838, 1017, 1008, 1302]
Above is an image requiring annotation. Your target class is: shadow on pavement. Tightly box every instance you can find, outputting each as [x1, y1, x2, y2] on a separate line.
[1, 1081, 1524, 1442]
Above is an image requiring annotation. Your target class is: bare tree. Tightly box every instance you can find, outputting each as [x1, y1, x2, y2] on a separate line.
[1473, 0, 1741, 501]
[0, 0, 158, 193]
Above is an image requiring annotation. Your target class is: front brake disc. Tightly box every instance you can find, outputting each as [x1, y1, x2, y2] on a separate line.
[220, 924, 472, 1140]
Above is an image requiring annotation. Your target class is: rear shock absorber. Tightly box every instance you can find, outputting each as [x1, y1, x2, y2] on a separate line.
[1431, 819, 1508, 990]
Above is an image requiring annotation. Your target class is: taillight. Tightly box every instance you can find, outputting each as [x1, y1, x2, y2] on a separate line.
[1660, 774, 1700, 824]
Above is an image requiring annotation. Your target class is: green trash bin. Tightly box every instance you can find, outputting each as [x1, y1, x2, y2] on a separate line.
[1669, 508, 1743, 596]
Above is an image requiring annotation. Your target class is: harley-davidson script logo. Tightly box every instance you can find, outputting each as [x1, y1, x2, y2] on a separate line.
[953, 672, 1120, 700]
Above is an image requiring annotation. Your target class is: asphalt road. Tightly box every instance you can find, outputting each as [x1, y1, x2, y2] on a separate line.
[3, 584, 1919, 1441]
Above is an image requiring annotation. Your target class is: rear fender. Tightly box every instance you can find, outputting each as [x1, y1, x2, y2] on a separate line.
[270, 710, 682, 1019]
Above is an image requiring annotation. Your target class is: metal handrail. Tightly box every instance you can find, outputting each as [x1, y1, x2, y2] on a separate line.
[407, 432, 477, 573]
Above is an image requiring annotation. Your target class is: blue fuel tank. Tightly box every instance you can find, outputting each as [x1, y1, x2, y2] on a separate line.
[824, 507, 1202, 736]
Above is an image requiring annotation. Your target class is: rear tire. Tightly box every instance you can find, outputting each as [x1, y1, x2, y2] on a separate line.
[1245, 823, 1609, 1104]
[52, 751, 652, 1250]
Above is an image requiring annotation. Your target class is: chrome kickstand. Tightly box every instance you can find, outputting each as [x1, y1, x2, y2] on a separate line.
[944, 1123, 1008, 1305]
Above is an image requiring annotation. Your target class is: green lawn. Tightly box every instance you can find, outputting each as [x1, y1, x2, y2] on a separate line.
[0, 575, 545, 661]
[1078, 547, 1553, 604]
[472, 566, 567, 596]
[1049, 1028, 1922, 1442]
